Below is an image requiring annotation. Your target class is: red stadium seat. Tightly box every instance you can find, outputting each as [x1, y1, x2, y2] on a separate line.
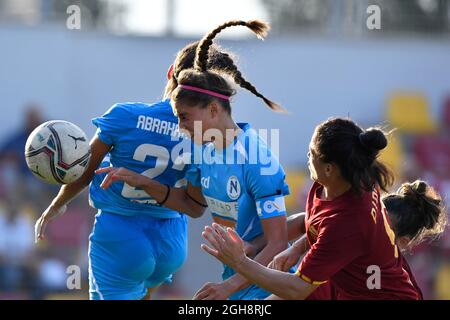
[413, 135, 450, 175]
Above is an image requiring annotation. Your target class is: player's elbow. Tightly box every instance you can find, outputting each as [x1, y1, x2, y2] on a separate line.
[182, 192, 207, 218]
[187, 207, 206, 219]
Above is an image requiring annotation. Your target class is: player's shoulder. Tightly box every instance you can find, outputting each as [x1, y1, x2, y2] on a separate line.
[236, 123, 275, 159]
[239, 123, 268, 148]
[328, 188, 377, 230]
[350, 189, 376, 214]
[238, 123, 284, 179]
[110, 100, 172, 116]
[313, 184, 369, 220]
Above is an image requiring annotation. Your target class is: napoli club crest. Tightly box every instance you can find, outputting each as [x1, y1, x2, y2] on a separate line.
[226, 176, 241, 200]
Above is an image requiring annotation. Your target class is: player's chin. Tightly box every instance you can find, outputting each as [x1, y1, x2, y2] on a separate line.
[307, 167, 315, 180]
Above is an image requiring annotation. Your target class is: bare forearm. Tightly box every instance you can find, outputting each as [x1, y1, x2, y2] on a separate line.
[139, 177, 204, 218]
[292, 234, 309, 254]
[246, 213, 307, 256]
[226, 241, 287, 293]
[234, 257, 313, 300]
[51, 135, 110, 208]
[245, 235, 267, 258]
[287, 212, 306, 241]
[52, 176, 91, 208]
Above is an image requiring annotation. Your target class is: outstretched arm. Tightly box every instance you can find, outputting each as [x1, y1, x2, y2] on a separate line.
[202, 223, 317, 300]
[244, 212, 307, 255]
[35, 136, 111, 242]
[193, 215, 289, 300]
[96, 166, 207, 218]
[221, 215, 289, 295]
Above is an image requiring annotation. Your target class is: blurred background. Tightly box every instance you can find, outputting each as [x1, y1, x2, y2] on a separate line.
[0, 0, 449, 299]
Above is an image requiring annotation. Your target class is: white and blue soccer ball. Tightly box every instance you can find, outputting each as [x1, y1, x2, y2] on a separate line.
[25, 120, 91, 184]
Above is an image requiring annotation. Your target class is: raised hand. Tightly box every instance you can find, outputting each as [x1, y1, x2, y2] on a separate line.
[201, 223, 247, 270]
[95, 167, 145, 189]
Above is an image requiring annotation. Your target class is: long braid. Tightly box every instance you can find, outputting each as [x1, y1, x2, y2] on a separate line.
[195, 20, 269, 72]
[232, 69, 286, 112]
[194, 20, 286, 113]
[215, 53, 285, 112]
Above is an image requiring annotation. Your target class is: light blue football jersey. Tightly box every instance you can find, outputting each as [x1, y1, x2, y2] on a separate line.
[89, 100, 189, 218]
[185, 123, 290, 299]
[185, 123, 290, 242]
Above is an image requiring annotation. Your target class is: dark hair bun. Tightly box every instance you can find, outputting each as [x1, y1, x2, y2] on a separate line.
[412, 180, 428, 195]
[401, 180, 442, 229]
[359, 128, 387, 151]
[403, 180, 429, 200]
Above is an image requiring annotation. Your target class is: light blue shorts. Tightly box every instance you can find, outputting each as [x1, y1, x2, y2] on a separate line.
[88, 211, 187, 300]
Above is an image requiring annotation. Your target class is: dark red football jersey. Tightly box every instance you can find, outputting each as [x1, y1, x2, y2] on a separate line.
[306, 257, 423, 300]
[401, 255, 424, 300]
[305, 282, 336, 300]
[297, 182, 421, 300]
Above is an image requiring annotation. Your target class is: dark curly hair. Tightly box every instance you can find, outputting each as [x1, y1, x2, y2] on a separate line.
[383, 180, 447, 249]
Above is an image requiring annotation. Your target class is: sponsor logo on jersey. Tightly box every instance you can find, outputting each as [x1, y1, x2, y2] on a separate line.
[201, 176, 210, 189]
[204, 196, 238, 221]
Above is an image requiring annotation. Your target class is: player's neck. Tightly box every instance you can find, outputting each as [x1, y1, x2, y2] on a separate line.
[212, 118, 240, 150]
[323, 181, 352, 201]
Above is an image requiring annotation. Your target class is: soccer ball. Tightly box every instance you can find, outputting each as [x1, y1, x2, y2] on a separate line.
[25, 120, 91, 184]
